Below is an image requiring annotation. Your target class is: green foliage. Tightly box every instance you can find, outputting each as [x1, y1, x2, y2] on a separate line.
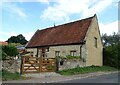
[7, 34, 28, 45]
[9, 43, 22, 46]
[66, 55, 80, 59]
[0, 45, 8, 60]
[47, 66, 54, 70]
[2, 45, 18, 58]
[102, 32, 120, 69]
[1, 70, 21, 81]
[0, 50, 7, 60]
[101, 32, 120, 47]
[103, 43, 120, 69]
[57, 66, 117, 75]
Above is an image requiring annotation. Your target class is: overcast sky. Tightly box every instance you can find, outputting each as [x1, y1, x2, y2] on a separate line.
[0, 0, 119, 41]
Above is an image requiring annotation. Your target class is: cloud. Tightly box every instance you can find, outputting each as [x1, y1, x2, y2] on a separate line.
[99, 21, 118, 35]
[23, 32, 34, 41]
[40, 0, 88, 22]
[37, 0, 50, 4]
[2, 0, 50, 4]
[0, 31, 34, 41]
[40, 0, 118, 22]
[2, 2, 27, 18]
[82, 0, 113, 17]
[41, 6, 70, 23]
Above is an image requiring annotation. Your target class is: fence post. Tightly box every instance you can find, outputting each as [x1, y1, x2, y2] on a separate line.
[20, 57, 23, 74]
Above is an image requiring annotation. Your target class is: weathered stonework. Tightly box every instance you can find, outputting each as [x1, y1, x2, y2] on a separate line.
[26, 15, 103, 71]
[49, 45, 81, 58]
[84, 16, 103, 66]
[2, 60, 21, 73]
[26, 48, 37, 57]
[58, 59, 85, 70]
[26, 45, 82, 58]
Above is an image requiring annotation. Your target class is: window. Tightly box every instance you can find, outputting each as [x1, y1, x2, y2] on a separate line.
[94, 37, 97, 48]
[55, 51, 60, 57]
[46, 47, 49, 52]
[70, 51, 76, 56]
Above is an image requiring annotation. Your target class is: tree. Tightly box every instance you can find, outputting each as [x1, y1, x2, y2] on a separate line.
[103, 43, 120, 68]
[0, 50, 7, 60]
[102, 32, 120, 69]
[101, 32, 120, 47]
[0, 46, 7, 60]
[2, 45, 19, 59]
[7, 34, 28, 45]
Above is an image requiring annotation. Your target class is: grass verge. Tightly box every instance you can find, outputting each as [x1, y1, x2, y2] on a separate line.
[57, 66, 118, 75]
[0, 70, 22, 81]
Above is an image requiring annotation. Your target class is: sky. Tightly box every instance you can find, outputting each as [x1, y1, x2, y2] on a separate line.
[0, 0, 119, 41]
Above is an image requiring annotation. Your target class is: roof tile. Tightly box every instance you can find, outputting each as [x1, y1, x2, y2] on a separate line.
[26, 16, 94, 48]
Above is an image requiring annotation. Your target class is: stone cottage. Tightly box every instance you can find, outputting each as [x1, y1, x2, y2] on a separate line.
[25, 14, 103, 70]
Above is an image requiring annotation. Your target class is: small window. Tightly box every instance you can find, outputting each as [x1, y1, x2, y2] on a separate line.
[70, 51, 76, 56]
[55, 51, 60, 57]
[46, 48, 49, 52]
[94, 37, 97, 48]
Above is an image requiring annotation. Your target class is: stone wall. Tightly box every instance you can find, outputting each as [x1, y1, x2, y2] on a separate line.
[2, 59, 21, 73]
[58, 59, 85, 70]
[26, 45, 82, 58]
[84, 15, 103, 66]
[26, 48, 37, 57]
[26, 45, 86, 70]
[49, 45, 81, 58]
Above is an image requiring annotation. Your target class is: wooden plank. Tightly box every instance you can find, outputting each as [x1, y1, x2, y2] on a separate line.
[24, 68, 39, 70]
[21, 56, 56, 73]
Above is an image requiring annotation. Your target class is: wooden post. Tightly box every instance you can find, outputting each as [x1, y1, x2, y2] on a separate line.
[20, 57, 24, 74]
[55, 56, 59, 72]
[39, 57, 41, 72]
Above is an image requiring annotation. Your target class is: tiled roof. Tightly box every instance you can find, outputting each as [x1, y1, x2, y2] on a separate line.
[26, 15, 94, 48]
[0, 41, 8, 45]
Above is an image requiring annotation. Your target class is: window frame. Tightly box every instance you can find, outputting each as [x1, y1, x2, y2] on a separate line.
[94, 37, 97, 48]
[70, 50, 77, 56]
[55, 51, 60, 57]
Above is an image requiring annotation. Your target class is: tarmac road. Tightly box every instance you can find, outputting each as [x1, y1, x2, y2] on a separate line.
[59, 72, 119, 83]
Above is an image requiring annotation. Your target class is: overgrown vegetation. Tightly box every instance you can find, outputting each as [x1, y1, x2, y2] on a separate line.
[57, 66, 117, 75]
[66, 55, 80, 59]
[1, 70, 22, 81]
[102, 32, 120, 69]
[0, 44, 18, 60]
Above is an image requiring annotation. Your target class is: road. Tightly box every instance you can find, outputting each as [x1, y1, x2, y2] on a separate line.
[59, 72, 119, 83]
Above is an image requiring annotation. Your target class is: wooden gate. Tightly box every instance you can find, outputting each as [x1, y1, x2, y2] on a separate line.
[21, 57, 56, 74]
[41, 58, 56, 72]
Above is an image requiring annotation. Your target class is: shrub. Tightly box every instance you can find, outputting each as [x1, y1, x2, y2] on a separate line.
[66, 55, 80, 59]
[103, 43, 120, 69]
[2, 44, 18, 58]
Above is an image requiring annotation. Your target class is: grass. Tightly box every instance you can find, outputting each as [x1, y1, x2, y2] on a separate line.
[57, 66, 118, 75]
[0, 70, 22, 81]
